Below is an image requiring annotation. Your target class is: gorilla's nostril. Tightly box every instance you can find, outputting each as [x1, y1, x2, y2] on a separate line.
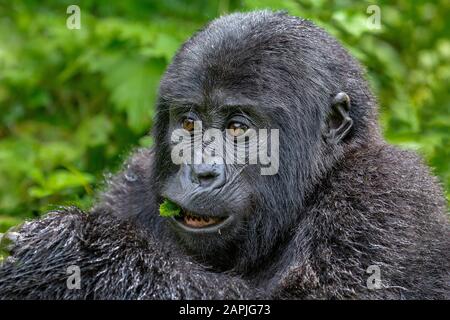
[190, 164, 225, 189]
[196, 171, 218, 187]
[197, 171, 217, 178]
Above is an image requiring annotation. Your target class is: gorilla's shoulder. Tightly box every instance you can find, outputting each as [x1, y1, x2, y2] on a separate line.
[95, 147, 160, 226]
[1, 208, 152, 267]
[333, 143, 448, 218]
[291, 144, 449, 299]
[0, 208, 254, 299]
[6, 208, 87, 257]
[0, 208, 172, 299]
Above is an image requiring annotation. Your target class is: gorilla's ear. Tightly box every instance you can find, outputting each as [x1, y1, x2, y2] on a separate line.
[322, 92, 353, 144]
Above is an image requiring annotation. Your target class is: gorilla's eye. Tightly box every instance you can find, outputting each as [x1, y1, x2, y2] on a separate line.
[182, 117, 195, 132]
[227, 122, 248, 137]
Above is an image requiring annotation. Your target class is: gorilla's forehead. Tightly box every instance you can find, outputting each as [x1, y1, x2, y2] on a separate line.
[166, 13, 306, 77]
[158, 11, 348, 117]
[160, 13, 308, 109]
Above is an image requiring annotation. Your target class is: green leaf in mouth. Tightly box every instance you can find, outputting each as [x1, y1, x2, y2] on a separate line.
[159, 199, 181, 218]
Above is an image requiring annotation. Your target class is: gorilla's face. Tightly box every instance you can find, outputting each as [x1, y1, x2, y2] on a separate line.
[152, 12, 357, 269]
[157, 91, 275, 262]
[154, 70, 305, 268]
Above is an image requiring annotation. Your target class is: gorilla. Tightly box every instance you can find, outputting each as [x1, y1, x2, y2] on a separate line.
[0, 10, 449, 299]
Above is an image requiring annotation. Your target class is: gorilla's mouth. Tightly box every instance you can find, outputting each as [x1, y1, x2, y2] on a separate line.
[172, 209, 234, 233]
[181, 211, 225, 228]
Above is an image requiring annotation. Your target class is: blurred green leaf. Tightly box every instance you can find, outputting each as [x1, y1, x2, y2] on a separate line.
[0, 0, 448, 228]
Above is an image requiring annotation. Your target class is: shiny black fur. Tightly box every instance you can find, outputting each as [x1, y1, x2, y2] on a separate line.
[0, 11, 449, 299]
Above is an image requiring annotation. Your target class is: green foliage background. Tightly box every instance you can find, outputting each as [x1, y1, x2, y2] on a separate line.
[0, 0, 449, 232]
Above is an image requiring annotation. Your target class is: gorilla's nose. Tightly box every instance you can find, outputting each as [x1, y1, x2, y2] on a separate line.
[190, 163, 225, 190]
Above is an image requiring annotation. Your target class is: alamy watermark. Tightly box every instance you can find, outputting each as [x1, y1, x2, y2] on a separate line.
[366, 5, 381, 30]
[170, 121, 279, 176]
[66, 5, 81, 30]
[366, 265, 382, 290]
[67, 265, 81, 289]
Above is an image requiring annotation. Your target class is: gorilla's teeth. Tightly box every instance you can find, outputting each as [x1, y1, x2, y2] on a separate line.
[181, 211, 226, 228]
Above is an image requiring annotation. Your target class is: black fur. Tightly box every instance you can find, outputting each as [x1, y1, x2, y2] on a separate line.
[0, 11, 449, 299]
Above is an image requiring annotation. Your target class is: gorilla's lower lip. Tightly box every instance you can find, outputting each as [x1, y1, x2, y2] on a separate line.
[171, 211, 234, 234]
